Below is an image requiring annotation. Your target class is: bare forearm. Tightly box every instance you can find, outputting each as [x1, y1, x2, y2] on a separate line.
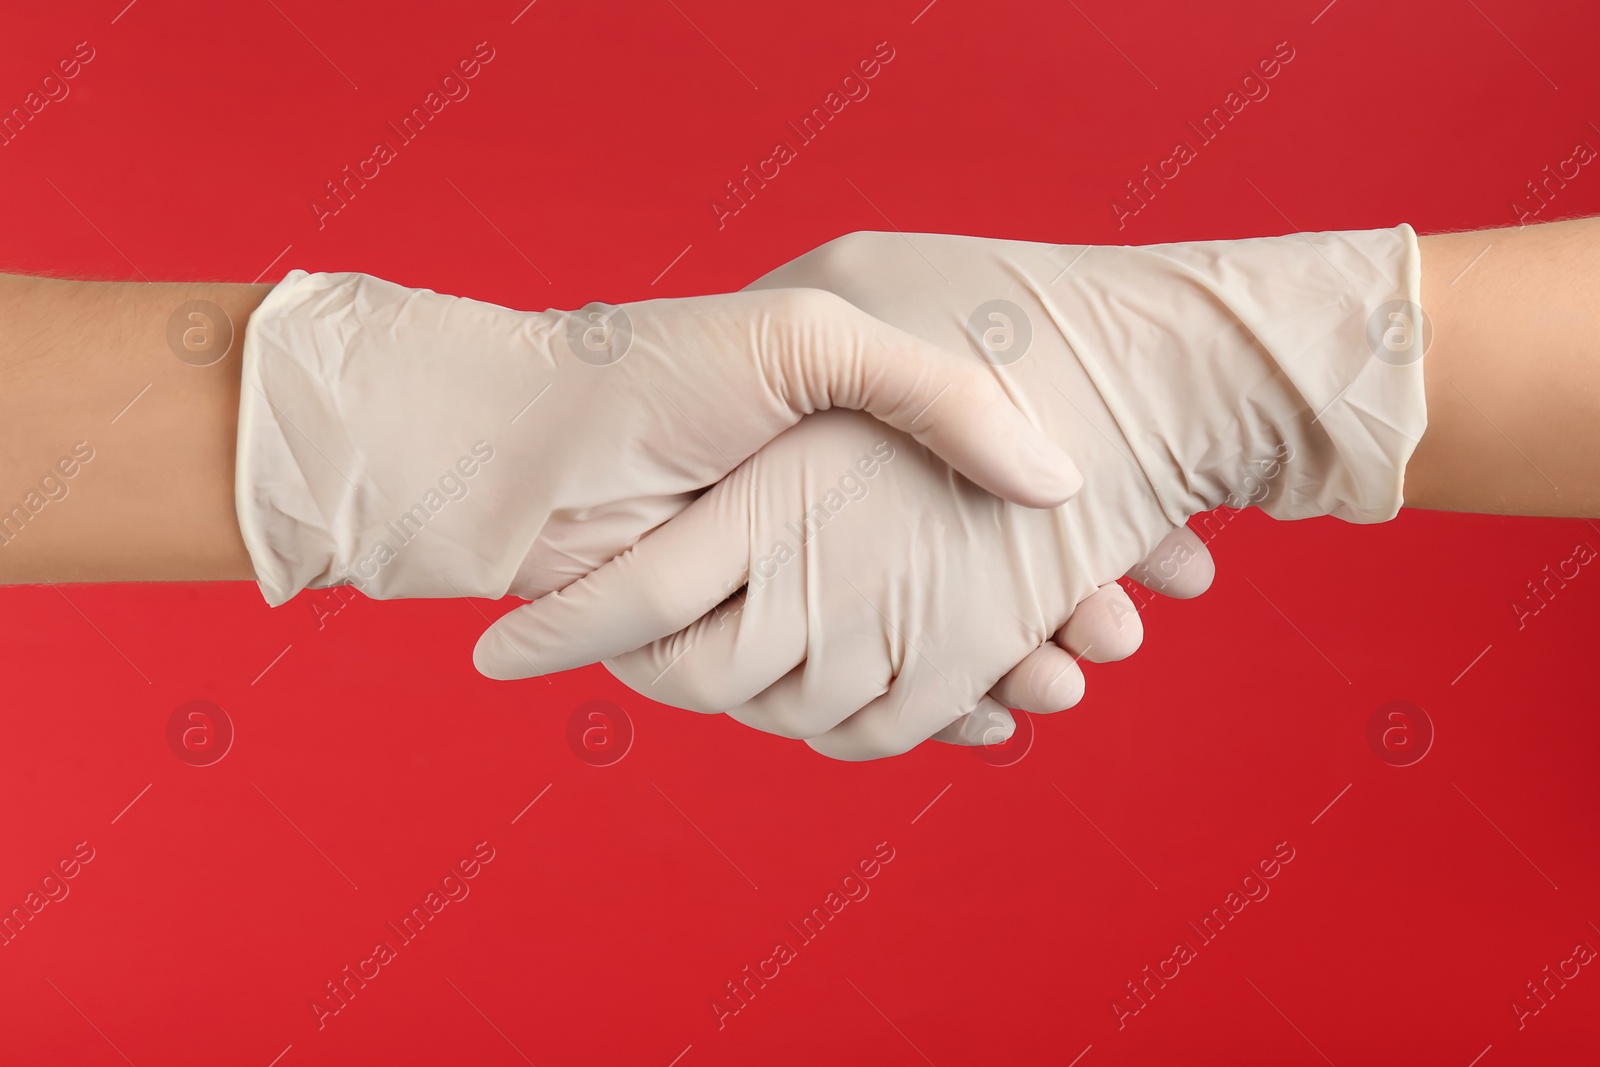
[1408, 217, 1600, 516]
[0, 274, 268, 582]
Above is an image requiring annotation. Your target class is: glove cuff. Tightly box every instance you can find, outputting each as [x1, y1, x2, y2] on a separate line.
[1051, 225, 1428, 526]
[236, 269, 329, 606]
[237, 270, 556, 606]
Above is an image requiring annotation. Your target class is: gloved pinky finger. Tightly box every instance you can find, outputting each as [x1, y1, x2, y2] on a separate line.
[987, 644, 1087, 714]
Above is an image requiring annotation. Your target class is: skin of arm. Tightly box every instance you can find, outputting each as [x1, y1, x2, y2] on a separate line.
[1408, 216, 1600, 516]
[0, 274, 266, 583]
[0, 216, 1592, 584]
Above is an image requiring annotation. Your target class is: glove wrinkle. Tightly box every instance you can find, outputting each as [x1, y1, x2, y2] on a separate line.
[595, 227, 1427, 758]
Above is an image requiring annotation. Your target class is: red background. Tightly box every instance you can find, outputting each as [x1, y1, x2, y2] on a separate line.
[2, 1, 1598, 1064]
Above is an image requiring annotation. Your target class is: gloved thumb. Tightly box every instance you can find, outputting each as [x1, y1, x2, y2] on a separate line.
[762, 289, 1082, 509]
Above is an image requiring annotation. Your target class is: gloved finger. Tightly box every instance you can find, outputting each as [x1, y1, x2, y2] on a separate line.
[775, 290, 1083, 509]
[968, 578, 1126, 722]
[987, 644, 1087, 714]
[724, 644, 892, 740]
[972, 532, 1202, 716]
[473, 476, 750, 680]
[604, 589, 806, 715]
[1057, 582, 1144, 662]
[807, 681, 1004, 762]
[1125, 525, 1214, 599]
[931, 698, 1016, 747]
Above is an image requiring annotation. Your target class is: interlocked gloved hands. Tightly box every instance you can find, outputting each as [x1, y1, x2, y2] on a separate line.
[237, 276, 1089, 616]
[474, 227, 1427, 759]
[237, 269, 1205, 711]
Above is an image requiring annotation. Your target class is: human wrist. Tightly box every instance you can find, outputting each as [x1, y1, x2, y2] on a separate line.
[0, 275, 265, 583]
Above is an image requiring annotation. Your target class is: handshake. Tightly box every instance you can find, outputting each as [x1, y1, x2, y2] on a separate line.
[237, 227, 1427, 760]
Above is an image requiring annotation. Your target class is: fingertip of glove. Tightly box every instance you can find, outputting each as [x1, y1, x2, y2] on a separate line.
[472, 627, 525, 681]
[1038, 658, 1087, 711]
[929, 698, 1017, 748]
[1174, 543, 1216, 598]
[970, 699, 1017, 745]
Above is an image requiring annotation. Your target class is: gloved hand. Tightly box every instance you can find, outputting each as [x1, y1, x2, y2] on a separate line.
[236, 276, 1087, 619]
[936, 524, 1213, 747]
[474, 227, 1427, 759]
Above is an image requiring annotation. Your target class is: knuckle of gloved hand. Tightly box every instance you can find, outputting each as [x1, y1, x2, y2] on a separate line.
[752, 288, 852, 384]
[773, 286, 849, 329]
[807, 231, 874, 271]
[791, 232, 902, 321]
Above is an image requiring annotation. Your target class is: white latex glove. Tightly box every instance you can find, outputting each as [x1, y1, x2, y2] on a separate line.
[474, 227, 1427, 760]
[939, 525, 1214, 747]
[236, 276, 1087, 617]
